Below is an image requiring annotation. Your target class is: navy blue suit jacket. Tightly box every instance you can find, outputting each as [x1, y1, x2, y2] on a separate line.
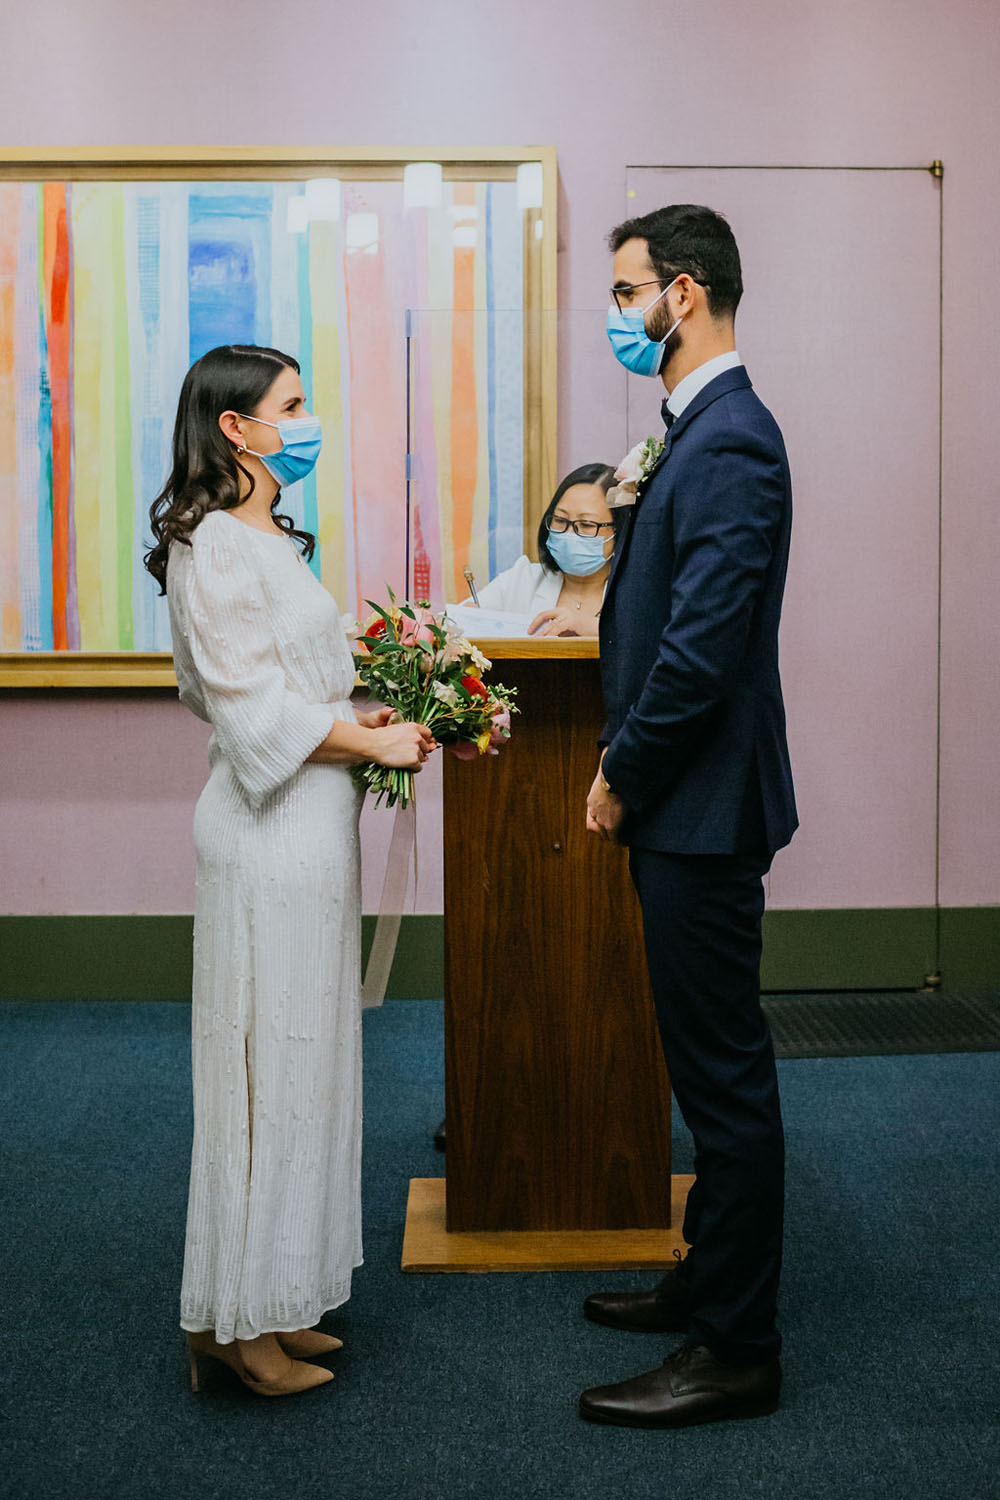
[599, 366, 797, 855]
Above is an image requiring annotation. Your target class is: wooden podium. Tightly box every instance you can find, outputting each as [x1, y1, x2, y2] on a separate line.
[402, 640, 691, 1272]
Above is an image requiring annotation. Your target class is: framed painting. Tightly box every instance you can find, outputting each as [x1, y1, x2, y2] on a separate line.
[0, 147, 557, 685]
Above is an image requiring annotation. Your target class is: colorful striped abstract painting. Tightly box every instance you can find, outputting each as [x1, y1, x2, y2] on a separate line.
[0, 177, 525, 649]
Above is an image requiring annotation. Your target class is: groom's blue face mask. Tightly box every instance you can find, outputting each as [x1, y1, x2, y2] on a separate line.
[606, 276, 685, 378]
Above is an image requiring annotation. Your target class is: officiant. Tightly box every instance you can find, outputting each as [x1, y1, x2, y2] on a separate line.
[468, 462, 621, 636]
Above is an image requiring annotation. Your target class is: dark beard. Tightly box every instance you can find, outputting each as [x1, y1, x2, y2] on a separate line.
[645, 300, 683, 371]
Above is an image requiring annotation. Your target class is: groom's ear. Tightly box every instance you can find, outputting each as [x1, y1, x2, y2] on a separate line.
[670, 274, 700, 312]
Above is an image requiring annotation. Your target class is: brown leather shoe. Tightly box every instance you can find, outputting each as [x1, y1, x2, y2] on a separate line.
[583, 1263, 691, 1333]
[579, 1344, 781, 1429]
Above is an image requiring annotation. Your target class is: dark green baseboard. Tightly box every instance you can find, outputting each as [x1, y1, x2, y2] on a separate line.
[0, 916, 197, 1001]
[761, 907, 998, 990]
[0, 909, 996, 1001]
[760, 908, 938, 991]
[937, 907, 1000, 989]
[0, 914, 444, 1001]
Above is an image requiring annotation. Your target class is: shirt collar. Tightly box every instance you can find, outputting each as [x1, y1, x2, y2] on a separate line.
[665, 350, 743, 422]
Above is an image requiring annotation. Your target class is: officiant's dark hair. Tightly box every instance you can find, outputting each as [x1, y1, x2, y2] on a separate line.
[537, 462, 620, 575]
[144, 344, 316, 594]
[609, 204, 743, 320]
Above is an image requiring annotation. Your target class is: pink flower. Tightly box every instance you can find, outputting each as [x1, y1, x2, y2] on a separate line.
[606, 480, 637, 509]
[614, 440, 648, 485]
[400, 618, 436, 647]
[446, 706, 511, 760]
[485, 703, 511, 755]
[608, 442, 644, 510]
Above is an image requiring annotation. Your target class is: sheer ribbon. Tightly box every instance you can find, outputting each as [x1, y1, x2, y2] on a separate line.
[361, 799, 418, 1009]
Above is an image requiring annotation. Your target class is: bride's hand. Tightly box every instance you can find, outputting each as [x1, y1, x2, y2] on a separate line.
[355, 705, 395, 730]
[370, 721, 436, 770]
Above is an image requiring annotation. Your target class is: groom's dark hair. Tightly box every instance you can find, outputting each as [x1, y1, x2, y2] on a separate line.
[609, 204, 743, 320]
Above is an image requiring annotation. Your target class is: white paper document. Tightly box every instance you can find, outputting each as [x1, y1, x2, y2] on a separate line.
[443, 604, 537, 638]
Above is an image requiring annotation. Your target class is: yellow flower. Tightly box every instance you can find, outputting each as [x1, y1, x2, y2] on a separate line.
[476, 729, 492, 754]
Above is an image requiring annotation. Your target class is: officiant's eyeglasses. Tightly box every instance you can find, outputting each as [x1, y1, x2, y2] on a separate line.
[610, 276, 709, 312]
[547, 516, 615, 537]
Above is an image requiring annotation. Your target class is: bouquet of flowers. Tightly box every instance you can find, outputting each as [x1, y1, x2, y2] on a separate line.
[351, 588, 517, 809]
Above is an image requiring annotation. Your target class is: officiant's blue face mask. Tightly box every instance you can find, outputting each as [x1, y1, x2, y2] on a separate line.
[547, 529, 611, 578]
[239, 413, 323, 486]
[606, 276, 685, 378]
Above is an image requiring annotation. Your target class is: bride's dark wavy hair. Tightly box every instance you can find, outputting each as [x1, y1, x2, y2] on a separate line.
[143, 344, 316, 593]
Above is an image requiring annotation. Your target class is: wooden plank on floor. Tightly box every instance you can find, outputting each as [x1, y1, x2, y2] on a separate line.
[401, 1175, 693, 1273]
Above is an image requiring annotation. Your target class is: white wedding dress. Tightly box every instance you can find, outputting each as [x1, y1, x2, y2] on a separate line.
[167, 508, 363, 1344]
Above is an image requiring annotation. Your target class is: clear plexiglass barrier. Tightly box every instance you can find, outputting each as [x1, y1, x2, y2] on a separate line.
[402, 307, 662, 622]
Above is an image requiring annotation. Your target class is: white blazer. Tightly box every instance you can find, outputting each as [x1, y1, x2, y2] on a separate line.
[471, 555, 562, 616]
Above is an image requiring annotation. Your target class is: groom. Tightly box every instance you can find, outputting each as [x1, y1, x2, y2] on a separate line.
[582, 204, 797, 1428]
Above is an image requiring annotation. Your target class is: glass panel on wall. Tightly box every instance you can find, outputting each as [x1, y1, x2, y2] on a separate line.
[405, 308, 527, 611]
[406, 309, 629, 615]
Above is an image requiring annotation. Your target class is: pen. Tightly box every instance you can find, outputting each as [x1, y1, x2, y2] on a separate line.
[463, 566, 481, 607]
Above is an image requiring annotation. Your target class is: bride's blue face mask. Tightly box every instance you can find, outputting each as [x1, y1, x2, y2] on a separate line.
[238, 413, 323, 486]
[606, 276, 685, 378]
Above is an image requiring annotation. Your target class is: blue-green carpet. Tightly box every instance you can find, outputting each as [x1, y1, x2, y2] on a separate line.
[1, 1000, 998, 1500]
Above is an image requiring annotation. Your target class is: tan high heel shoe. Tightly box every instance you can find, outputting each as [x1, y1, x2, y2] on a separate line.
[186, 1331, 334, 1397]
[276, 1329, 344, 1358]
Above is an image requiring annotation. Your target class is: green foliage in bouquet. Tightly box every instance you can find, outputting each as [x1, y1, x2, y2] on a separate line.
[352, 588, 518, 809]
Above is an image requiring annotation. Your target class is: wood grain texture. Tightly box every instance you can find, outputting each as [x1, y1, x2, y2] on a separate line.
[444, 657, 672, 1232]
[402, 1175, 692, 1272]
[470, 637, 599, 659]
[0, 652, 178, 687]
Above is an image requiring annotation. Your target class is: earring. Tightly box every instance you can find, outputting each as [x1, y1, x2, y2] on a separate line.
[236, 445, 246, 455]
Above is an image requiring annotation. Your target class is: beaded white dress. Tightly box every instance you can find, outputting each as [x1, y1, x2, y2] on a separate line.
[167, 508, 363, 1344]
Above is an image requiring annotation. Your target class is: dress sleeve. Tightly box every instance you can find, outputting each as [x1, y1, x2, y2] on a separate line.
[178, 517, 337, 808]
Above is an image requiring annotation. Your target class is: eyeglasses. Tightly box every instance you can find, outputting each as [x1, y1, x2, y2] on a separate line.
[610, 276, 710, 312]
[547, 516, 615, 537]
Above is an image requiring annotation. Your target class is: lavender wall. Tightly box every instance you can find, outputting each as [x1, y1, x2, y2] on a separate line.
[2, 0, 997, 915]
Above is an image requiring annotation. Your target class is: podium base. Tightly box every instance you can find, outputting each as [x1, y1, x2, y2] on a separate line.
[401, 1176, 694, 1273]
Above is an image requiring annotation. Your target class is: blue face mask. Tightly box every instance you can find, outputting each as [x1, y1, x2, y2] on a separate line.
[606, 276, 684, 377]
[547, 528, 611, 578]
[239, 413, 323, 486]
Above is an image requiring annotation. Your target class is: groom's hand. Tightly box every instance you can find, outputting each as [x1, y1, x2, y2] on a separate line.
[586, 761, 626, 841]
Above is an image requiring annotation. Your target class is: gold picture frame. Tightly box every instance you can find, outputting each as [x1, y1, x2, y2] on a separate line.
[0, 146, 557, 687]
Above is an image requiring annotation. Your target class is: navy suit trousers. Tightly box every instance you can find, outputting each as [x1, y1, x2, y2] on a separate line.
[629, 847, 784, 1364]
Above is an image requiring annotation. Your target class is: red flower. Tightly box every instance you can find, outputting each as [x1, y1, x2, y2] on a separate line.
[364, 618, 388, 640]
[461, 674, 488, 700]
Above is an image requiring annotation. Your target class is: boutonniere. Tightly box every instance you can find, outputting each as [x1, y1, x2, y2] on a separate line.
[606, 436, 665, 508]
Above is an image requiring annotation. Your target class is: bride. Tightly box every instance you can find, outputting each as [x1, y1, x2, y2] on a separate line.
[145, 344, 435, 1397]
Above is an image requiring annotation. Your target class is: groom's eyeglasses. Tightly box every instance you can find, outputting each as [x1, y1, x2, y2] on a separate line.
[547, 517, 615, 537]
[610, 278, 667, 311]
[610, 276, 710, 311]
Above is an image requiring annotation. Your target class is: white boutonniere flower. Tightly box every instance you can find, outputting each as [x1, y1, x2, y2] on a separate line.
[606, 436, 666, 508]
